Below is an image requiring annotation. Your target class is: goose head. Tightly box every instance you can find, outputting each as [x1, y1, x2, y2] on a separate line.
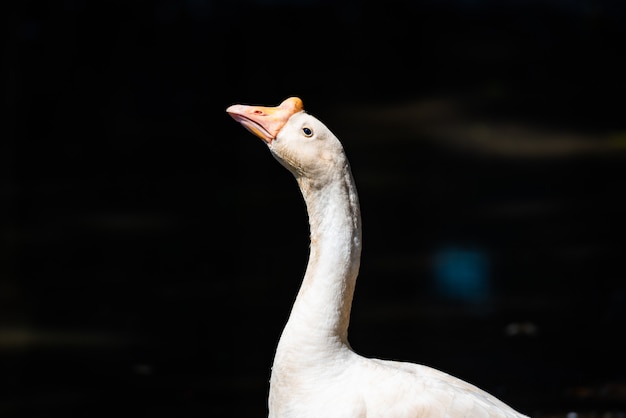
[226, 97, 347, 185]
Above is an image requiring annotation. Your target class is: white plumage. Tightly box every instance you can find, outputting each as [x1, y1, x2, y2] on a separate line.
[227, 97, 529, 418]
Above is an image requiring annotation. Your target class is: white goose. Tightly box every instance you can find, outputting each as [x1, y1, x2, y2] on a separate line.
[226, 97, 529, 418]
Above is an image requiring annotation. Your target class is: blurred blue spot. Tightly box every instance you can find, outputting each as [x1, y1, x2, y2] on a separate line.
[20, 21, 40, 41]
[434, 246, 490, 303]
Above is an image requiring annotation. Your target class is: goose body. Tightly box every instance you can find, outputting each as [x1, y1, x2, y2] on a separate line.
[226, 97, 529, 418]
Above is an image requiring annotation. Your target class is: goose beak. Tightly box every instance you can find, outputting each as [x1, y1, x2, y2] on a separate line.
[226, 97, 304, 144]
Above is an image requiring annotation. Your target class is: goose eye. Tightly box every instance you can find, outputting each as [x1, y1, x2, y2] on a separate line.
[302, 127, 313, 137]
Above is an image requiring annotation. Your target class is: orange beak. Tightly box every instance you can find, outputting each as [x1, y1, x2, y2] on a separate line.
[226, 97, 304, 144]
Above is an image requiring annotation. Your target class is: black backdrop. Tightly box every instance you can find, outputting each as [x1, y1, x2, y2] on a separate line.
[3, 1, 626, 417]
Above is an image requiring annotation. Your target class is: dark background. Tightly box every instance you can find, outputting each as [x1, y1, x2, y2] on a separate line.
[3, 1, 626, 417]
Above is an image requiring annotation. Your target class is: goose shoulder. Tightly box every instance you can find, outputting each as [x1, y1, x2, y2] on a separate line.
[349, 356, 528, 418]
